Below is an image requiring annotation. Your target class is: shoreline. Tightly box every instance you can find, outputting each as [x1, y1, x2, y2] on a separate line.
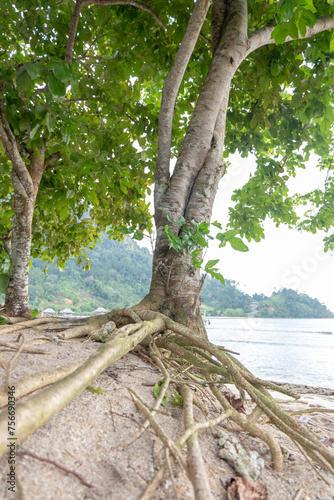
[206, 316, 334, 320]
[273, 381, 334, 396]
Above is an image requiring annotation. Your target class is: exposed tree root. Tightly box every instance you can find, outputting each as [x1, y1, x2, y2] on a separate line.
[0, 317, 65, 335]
[0, 362, 83, 408]
[0, 339, 55, 355]
[16, 448, 94, 489]
[181, 385, 214, 500]
[0, 317, 164, 455]
[5, 333, 26, 387]
[0, 307, 333, 499]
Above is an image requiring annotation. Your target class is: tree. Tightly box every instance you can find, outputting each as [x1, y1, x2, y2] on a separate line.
[1, 2, 334, 492]
[136, 0, 334, 338]
[0, 0, 158, 316]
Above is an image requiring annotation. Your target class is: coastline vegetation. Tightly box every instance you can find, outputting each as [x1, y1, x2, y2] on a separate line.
[4, 235, 330, 319]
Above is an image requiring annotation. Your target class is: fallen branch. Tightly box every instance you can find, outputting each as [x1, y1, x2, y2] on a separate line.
[0, 340, 54, 355]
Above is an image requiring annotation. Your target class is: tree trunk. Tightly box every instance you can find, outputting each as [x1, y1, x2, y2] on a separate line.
[140, 0, 248, 338]
[4, 150, 45, 317]
[139, 246, 207, 337]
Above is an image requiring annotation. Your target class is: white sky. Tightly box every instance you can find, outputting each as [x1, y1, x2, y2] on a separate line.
[208, 154, 334, 312]
[140, 153, 334, 313]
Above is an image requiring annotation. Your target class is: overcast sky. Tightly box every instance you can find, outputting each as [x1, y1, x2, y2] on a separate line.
[205, 153, 334, 313]
[140, 153, 334, 313]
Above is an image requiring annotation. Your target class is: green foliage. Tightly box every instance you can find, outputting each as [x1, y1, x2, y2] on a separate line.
[223, 308, 247, 317]
[171, 391, 183, 407]
[0, 274, 9, 295]
[153, 380, 168, 407]
[0, 0, 169, 281]
[201, 278, 252, 317]
[30, 309, 38, 320]
[164, 217, 249, 285]
[1, 0, 334, 306]
[26, 235, 153, 315]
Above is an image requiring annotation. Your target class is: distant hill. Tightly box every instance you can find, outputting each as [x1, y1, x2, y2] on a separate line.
[254, 288, 334, 318]
[3, 235, 332, 318]
[28, 235, 152, 315]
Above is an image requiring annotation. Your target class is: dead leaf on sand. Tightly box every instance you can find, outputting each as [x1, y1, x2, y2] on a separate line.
[227, 476, 268, 500]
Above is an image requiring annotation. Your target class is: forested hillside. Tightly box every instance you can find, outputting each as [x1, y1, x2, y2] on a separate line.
[254, 289, 334, 318]
[3, 236, 331, 318]
[28, 235, 152, 314]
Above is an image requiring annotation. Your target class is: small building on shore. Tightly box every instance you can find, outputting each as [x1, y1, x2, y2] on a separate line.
[60, 308, 74, 317]
[93, 307, 109, 316]
[42, 308, 56, 317]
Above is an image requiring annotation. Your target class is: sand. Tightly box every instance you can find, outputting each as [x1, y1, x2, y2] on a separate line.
[0, 325, 333, 500]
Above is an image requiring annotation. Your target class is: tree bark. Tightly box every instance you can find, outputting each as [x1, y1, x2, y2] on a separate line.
[4, 150, 45, 317]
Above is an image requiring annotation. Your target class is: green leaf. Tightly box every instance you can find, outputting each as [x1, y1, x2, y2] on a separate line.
[19, 116, 31, 132]
[30, 124, 42, 140]
[171, 391, 183, 407]
[31, 309, 38, 319]
[205, 259, 220, 270]
[14, 68, 32, 92]
[120, 183, 128, 194]
[87, 385, 105, 394]
[229, 237, 249, 252]
[53, 62, 72, 82]
[153, 380, 167, 407]
[191, 249, 202, 259]
[0, 317, 7, 325]
[271, 24, 289, 44]
[46, 113, 56, 133]
[24, 62, 43, 80]
[35, 105, 48, 120]
[286, 20, 299, 39]
[47, 72, 66, 97]
[208, 270, 225, 285]
[330, 32, 334, 52]
[302, 10, 316, 28]
[278, 0, 294, 21]
[0, 273, 9, 294]
[59, 206, 68, 221]
[153, 381, 161, 399]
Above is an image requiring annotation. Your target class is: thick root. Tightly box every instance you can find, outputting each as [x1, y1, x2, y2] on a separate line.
[0, 317, 164, 456]
[0, 362, 83, 408]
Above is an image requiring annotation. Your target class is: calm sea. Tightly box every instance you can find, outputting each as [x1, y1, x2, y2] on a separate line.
[206, 318, 334, 389]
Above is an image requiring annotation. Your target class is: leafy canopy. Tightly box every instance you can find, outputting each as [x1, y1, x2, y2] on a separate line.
[1, 0, 334, 289]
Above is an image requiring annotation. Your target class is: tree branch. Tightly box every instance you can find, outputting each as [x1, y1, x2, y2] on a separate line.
[159, 0, 248, 228]
[44, 152, 61, 170]
[0, 100, 34, 200]
[246, 15, 334, 57]
[154, 0, 211, 225]
[211, 0, 227, 54]
[65, 0, 166, 64]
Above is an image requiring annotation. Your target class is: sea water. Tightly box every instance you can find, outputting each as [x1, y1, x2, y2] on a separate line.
[206, 318, 334, 389]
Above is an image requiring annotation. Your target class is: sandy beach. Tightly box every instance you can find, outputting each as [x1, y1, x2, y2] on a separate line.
[0, 325, 333, 500]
